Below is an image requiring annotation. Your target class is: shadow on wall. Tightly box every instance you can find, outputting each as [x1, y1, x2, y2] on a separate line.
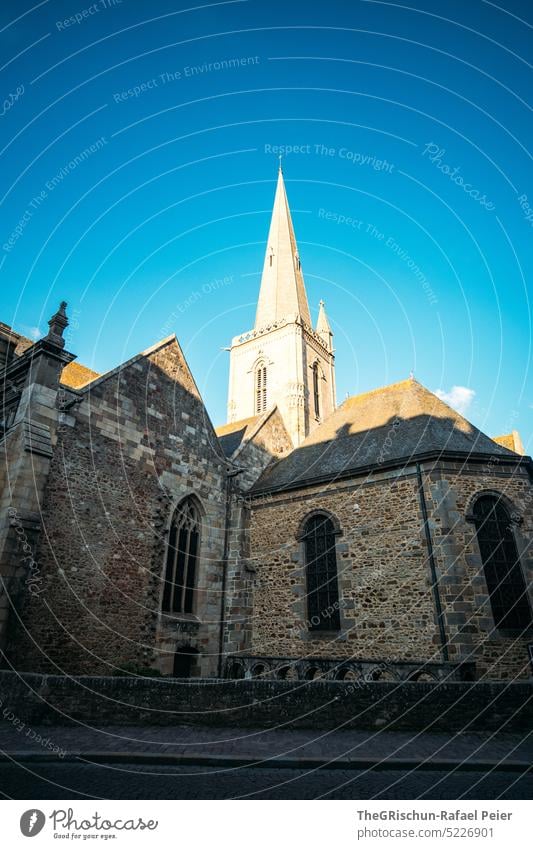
[1, 349, 228, 678]
[1, 346, 528, 680]
[253, 405, 521, 493]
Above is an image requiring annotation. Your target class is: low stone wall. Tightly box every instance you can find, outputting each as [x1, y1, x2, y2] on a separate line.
[0, 671, 531, 732]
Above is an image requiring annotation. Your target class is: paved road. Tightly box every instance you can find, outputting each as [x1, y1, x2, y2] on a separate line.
[1, 762, 531, 799]
[1, 723, 530, 763]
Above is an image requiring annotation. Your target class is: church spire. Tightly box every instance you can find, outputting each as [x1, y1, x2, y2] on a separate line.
[226, 166, 336, 442]
[254, 165, 312, 329]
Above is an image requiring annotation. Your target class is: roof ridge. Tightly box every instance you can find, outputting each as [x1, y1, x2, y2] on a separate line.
[343, 377, 419, 407]
[231, 406, 280, 460]
[252, 374, 521, 493]
[74, 334, 178, 393]
[215, 414, 260, 436]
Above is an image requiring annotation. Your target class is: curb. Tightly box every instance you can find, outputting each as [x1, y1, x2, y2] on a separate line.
[0, 751, 531, 773]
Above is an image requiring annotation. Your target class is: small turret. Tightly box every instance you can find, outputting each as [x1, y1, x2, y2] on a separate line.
[316, 300, 333, 350]
[44, 301, 68, 349]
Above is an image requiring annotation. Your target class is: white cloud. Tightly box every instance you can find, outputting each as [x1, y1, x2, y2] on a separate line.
[434, 385, 475, 415]
[21, 325, 42, 341]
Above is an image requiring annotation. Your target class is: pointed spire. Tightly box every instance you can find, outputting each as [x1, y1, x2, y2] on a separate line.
[316, 299, 333, 348]
[43, 301, 68, 348]
[254, 167, 311, 329]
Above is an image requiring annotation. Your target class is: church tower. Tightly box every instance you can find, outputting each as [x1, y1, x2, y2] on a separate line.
[226, 166, 336, 446]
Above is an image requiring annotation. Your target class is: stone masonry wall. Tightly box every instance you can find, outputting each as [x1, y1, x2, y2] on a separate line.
[233, 407, 293, 490]
[0, 342, 73, 654]
[247, 460, 533, 680]
[220, 408, 295, 664]
[7, 338, 229, 677]
[248, 467, 442, 663]
[425, 461, 533, 680]
[1, 670, 531, 733]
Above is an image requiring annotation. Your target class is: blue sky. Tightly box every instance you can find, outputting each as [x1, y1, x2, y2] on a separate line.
[1, 0, 531, 446]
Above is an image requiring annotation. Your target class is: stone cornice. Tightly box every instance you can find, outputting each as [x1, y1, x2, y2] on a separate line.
[231, 315, 331, 356]
[2, 339, 75, 384]
[250, 449, 533, 497]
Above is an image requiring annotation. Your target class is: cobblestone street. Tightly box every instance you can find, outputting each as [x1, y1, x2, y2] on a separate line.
[1, 723, 531, 799]
[1, 722, 531, 765]
[1, 762, 532, 800]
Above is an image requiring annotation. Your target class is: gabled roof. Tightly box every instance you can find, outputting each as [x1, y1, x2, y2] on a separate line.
[254, 166, 311, 328]
[68, 334, 201, 397]
[252, 378, 521, 493]
[492, 431, 524, 455]
[216, 415, 261, 458]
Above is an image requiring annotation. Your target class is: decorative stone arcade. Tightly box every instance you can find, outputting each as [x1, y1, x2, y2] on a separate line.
[224, 654, 475, 683]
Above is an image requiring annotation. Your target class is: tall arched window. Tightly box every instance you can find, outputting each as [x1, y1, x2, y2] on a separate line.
[312, 363, 320, 418]
[255, 362, 267, 414]
[162, 498, 201, 614]
[303, 513, 340, 631]
[473, 495, 531, 631]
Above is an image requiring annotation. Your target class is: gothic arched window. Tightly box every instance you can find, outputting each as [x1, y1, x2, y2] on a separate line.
[255, 362, 267, 414]
[162, 498, 201, 614]
[473, 495, 531, 632]
[312, 362, 320, 419]
[303, 513, 340, 631]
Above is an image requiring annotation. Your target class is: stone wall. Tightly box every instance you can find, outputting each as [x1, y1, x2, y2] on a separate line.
[220, 407, 294, 662]
[0, 670, 531, 732]
[227, 320, 334, 447]
[233, 407, 293, 490]
[425, 461, 533, 680]
[0, 337, 74, 653]
[6, 338, 229, 678]
[248, 467, 440, 662]
[247, 460, 533, 679]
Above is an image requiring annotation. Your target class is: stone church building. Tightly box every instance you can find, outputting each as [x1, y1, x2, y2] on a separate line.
[1, 168, 532, 683]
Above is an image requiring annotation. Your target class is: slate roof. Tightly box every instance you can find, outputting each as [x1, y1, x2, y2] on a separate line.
[492, 434, 515, 452]
[252, 378, 519, 493]
[60, 361, 100, 388]
[492, 432, 524, 454]
[215, 415, 261, 458]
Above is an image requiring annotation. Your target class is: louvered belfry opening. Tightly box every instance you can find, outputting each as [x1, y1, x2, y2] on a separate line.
[473, 495, 531, 631]
[313, 363, 320, 418]
[255, 363, 267, 414]
[303, 514, 341, 631]
[162, 498, 201, 614]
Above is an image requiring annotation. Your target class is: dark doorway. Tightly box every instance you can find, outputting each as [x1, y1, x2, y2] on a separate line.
[173, 646, 198, 678]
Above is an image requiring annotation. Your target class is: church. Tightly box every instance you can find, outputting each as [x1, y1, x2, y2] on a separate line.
[0, 167, 532, 683]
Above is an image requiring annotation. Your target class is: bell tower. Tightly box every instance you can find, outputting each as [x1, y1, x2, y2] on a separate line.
[226, 166, 336, 446]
